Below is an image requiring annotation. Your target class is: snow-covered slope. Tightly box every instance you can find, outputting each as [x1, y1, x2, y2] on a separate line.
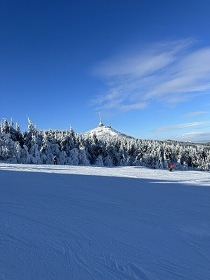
[1, 163, 210, 280]
[82, 123, 133, 141]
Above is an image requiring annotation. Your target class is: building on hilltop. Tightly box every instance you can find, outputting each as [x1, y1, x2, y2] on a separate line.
[98, 120, 104, 127]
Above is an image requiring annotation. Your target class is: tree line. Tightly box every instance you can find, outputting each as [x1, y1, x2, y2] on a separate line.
[0, 118, 210, 171]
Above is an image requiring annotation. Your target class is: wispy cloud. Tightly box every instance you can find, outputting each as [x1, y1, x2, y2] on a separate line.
[155, 121, 210, 132]
[120, 102, 147, 112]
[92, 39, 210, 111]
[176, 131, 210, 142]
[183, 111, 207, 117]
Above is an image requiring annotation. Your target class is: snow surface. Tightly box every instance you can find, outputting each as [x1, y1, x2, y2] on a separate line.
[82, 125, 132, 140]
[1, 163, 210, 280]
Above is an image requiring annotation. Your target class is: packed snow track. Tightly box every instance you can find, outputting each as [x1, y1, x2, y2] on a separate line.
[1, 164, 210, 280]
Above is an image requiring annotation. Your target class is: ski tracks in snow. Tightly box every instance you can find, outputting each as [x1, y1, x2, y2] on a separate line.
[62, 238, 150, 280]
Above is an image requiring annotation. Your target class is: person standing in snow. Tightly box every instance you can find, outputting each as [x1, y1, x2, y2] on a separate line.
[168, 163, 173, 172]
[53, 155, 57, 165]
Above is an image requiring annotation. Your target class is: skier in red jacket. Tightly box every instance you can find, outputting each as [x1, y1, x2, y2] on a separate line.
[168, 163, 174, 171]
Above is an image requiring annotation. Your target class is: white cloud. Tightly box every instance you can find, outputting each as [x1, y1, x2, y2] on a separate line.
[155, 121, 210, 132]
[92, 39, 210, 111]
[183, 111, 207, 117]
[176, 131, 210, 142]
[120, 102, 147, 112]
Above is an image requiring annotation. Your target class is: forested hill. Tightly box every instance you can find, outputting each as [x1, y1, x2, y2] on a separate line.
[0, 118, 209, 170]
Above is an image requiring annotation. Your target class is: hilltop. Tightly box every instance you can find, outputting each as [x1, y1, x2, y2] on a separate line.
[82, 121, 133, 141]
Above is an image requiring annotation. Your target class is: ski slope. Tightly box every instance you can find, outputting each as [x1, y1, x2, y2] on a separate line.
[1, 163, 210, 280]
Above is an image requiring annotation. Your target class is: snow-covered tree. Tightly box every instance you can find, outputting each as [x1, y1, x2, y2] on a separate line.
[95, 155, 104, 166]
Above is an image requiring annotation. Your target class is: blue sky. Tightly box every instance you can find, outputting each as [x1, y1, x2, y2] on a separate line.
[1, 0, 210, 142]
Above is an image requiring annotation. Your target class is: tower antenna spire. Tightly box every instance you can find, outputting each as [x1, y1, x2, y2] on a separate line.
[98, 112, 103, 127]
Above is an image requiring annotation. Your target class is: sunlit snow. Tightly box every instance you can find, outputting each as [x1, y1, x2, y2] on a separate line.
[82, 124, 132, 140]
[1, 163, 210, 280]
